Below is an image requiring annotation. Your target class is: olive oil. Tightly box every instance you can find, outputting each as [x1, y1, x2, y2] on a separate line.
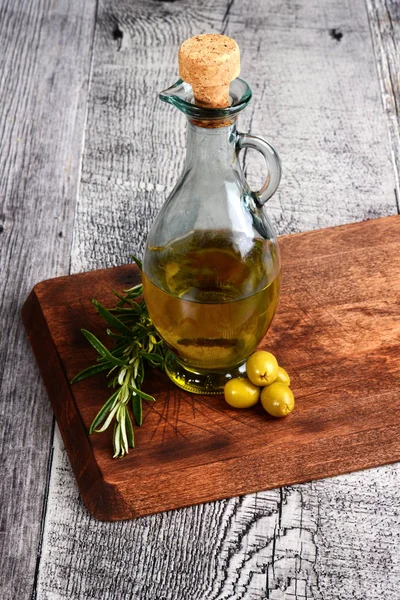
[143, 231, 280, 373]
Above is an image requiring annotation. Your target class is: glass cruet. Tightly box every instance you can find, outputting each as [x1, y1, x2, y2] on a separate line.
[142, 35, 282, 394]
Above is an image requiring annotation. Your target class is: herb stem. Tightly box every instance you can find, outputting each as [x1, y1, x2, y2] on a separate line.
[71, 259, 165, 458]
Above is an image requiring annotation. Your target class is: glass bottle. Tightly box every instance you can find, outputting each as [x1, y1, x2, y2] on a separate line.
[143, 37, 282, 394]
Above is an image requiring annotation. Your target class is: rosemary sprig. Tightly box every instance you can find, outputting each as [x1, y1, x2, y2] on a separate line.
[71, 259, 166, 458]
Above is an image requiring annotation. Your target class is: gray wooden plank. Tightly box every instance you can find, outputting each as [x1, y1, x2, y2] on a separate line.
[36, 0, 399, 598]
[0, 1, 97, 598]
[366, 0, 400, 208]
[38, 437, 400, 599]
[71, 0, 398, 277]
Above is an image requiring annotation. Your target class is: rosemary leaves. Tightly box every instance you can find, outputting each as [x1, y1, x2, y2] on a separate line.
[71, 259, 165, 458]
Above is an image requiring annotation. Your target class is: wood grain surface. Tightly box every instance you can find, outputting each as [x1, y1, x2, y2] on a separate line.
[23, 216, 400, 521]
[0, 1, 97, 598]
[366, 0, 400, 203]
[1, 0, 400, 597]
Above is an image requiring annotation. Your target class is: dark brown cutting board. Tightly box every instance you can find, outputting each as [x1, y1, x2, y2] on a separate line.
[22, 216, 400, 521]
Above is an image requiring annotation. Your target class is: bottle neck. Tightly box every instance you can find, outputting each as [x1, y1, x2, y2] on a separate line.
[184, 119, 238, 171]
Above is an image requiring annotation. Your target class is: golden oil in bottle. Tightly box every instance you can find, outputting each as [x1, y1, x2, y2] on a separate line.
[143, 230, 280, 384]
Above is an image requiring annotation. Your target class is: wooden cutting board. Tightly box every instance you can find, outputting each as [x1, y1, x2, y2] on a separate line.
[22, 216, 400, 521]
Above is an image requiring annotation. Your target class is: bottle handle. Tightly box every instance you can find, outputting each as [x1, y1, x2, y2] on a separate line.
[237, 132, 282, 205]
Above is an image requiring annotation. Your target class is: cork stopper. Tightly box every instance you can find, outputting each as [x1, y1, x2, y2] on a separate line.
[178, 34, 240, 108]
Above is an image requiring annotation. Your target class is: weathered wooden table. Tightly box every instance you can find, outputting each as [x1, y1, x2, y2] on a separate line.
[1, 1, 399, 598]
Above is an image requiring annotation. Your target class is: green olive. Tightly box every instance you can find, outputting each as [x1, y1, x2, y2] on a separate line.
[224, 378, 260, 408]
[261, 383, 295, 417]
[275, 366, 291, 386]
[246, 351, 279, 386]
